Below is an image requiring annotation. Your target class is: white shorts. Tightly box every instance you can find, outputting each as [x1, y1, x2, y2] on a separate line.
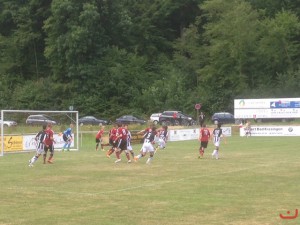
[141, 142, 154, 153]
[214, 141, 220, 147]
[127, 145, 133, 151]
[36, 143, 45, 154]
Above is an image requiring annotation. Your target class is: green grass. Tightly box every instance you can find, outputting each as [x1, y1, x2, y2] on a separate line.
[0, 135, 300, 225]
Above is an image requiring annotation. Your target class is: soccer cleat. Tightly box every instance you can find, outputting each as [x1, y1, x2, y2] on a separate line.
[134, 156, 138, 162]
[47, 160, 53, 164]
[115, 159, 121, 163]
[127, 160, 131, 163]
[106, 154, 110, 158]
[28, 160, 33, 167]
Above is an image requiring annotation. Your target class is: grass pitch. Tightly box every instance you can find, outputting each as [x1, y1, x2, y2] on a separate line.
[0, 135, 299, 225]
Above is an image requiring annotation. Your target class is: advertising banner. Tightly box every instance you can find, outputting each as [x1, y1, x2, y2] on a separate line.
[234, 98, 300, 119]
[23, 134, 74, 151]
[169, 127, 231, 142]
[0, 136, 23, 152]
[239, 126, 300, 136]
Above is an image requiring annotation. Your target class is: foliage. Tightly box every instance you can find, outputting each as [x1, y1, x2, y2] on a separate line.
[0, 0, 300, 118]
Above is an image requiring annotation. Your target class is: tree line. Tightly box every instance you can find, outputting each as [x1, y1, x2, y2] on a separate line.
[0, 0, 300, 120]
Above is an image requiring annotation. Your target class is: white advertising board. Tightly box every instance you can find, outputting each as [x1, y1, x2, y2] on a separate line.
[239, 126, 300, 136]
[169, 127, 231, 142]
[23, 134, 74, 151]
[234, 98, 300, 119]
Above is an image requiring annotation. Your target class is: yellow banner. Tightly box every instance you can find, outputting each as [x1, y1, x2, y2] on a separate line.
[0, 136, 23, 152]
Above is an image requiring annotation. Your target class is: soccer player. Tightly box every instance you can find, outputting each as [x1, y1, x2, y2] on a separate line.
[61, 123, 74, 151]
[43, 123, 55, 164]
[198, 124, 210, 158]
[114, 124, 130, 163]
[124, 125, 135, 158]
[244, 120, 251, 138]
[157, 125, 168, 150]
[106, 124, 118, 158]
[134, 126, 157, 164]
[211, 123, 226, 160]
[28, 125, 47, 167]
[95, 125, 105, 151]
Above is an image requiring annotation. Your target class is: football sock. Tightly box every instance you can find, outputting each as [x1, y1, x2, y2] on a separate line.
[146, 157, 153, 164]
[30, 156, 38, 164]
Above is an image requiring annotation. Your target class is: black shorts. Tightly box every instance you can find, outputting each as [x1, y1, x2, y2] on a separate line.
[63, 134, 71, 142]
[96, 138, 102, 144]
[200, 141, 208, 149]
[44, 144, 54, 154]
[109, 139, 118, 148]
[117, 139, 127, 150]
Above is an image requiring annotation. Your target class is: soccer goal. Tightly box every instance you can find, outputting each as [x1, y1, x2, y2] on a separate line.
[0, 110, 79, 157]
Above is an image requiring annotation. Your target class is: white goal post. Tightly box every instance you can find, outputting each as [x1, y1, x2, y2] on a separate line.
[0, 110, 79, 156]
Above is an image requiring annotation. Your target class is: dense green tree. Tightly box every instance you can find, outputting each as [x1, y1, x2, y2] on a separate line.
[0, 0, 300, 119]
[0, 0, 51, 80]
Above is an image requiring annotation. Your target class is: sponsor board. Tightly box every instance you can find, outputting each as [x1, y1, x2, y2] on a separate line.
[169, 127, 231, 142]
[1, 134, 75, 152]
[239, 126, 300, 136]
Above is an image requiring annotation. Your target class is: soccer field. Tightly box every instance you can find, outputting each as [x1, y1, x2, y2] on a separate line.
[0, 136, 299, 225]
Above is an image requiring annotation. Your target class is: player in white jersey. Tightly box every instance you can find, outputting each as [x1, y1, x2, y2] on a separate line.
[211, 123, 226, 159]
[157, 125, 168, 150]
[28, 125, 47, 167]
[134, 127, 157, 164]
[124, 125, 134, 158]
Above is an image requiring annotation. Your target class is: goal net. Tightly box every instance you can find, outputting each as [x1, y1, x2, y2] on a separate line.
[0, 110, 79, 156]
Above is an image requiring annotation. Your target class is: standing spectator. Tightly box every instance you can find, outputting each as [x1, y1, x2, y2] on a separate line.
[199, 112, 205, 127]
[28, 125, 47, 167]
[43, 123, 55, 164]
[198, 124, 210, 158]
[244, 120, 251, 137]
[62, 123, 74, 151]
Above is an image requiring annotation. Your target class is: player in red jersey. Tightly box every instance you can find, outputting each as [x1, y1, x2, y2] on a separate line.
[95, 125, 105, 151]
[43, 123, 55, 164]
[114, 124, 131, 163]
[198, 124, 210, 159]
[106, 124, 118, 158]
